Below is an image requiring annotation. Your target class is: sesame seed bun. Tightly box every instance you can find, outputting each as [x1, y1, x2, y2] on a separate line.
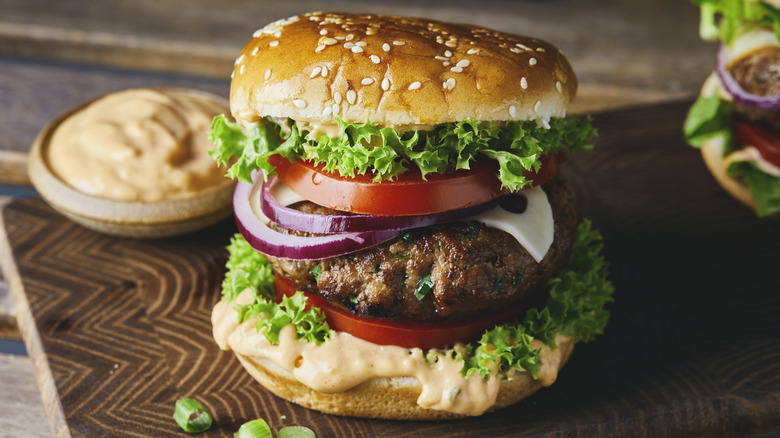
[232, 335, 574, 420]
[229, 12, 577, 128]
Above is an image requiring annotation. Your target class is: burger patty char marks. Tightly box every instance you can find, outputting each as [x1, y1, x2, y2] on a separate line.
[730, 46, 780, 129]
[266, 175, 579, 321]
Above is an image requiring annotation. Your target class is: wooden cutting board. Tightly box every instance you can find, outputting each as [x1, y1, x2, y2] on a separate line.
[1, 100, 779, 437]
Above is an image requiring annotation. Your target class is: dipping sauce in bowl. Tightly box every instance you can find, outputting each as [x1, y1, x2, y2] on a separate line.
[28, 87, 235, 238]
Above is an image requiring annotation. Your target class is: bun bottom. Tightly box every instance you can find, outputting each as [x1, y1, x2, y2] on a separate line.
[234, 336, 575, 420]
[700, 137, 759, 211]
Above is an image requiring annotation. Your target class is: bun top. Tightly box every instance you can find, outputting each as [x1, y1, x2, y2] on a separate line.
[230, 12, 577, 128]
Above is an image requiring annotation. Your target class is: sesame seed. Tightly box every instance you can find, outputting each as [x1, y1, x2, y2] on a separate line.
[347, 89, 357, 104]
[344, 42, 355, 49]
[456, 59, 470, 68]
[252, 29, 263, 38]
[235, 54, 245, 65]
[351, 46, 364, 53]
[293, 99, 307, 108]
[529, 58, 537, 66]
[443, 61, 450, 66]
[370, 54, 381, 64]
[393, 40, 406, 45]
[332, 104, 340, 115]
[274, 31, 282, 38]
[435, 55, 449, 61]
[269, 41, 279, 47]
[311, 66, 322, 78]
[346, 34, 355, 41]
[323, 106, 333, 116]
[408, 81, 421, 90]
[446, 78, 456, 90]
[510, 47, 522, 53]
[321, 66, 328, 77]
[516, 43, 530, 51]
[382, 43, 391, 51]
[230, 70, 235, 79]
[467, 48, 480, 55]
[251, 47, 259, 56]
[265, 69, 271, 80]
[521, 77, 528, 89]
[444, 50, 453, 57]
[361, 78, 374, 85]
[320, 29, 328, 35]
[315, 45, 326, 53]
[323, 37, 338, 45]
[534, 100, 541, 112]
[381, 78, 390, 91]
[335, 36, 346, 40]
[239, 64, 245, 74]
[536, 47, 546, 52]
[509, 105, 517, 117]
[450, 66, 463, 73]
[366, 28, 377, 35]
[556, 81, 563, 93]
[334, 92, 342, 104]
[356, 41, 367, 47]
[445, 41, 457, 47]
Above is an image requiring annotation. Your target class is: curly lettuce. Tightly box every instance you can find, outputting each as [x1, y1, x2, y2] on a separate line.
[220, 219, 613, 381]
[694, 0, 780, 43]
[209, 115, 596, 192]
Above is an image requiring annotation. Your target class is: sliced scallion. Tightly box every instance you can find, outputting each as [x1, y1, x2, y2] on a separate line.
[173, 398, 213, 433]
[235, 419, 273, 438]
[277, 426, 316, 438]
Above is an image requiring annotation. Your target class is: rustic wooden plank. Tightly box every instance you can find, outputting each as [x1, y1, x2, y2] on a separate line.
[1, 101, 779, 437]
[0, 352, 54, 438]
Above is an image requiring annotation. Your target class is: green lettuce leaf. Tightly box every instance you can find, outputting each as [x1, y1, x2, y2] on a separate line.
[694, 0, 780, 43]
[223, 234, 331, 345]
[460, 219, 613, 379]
[683, 90, 734, 149]
[208, 115, 596, 192]
[220, 219, 613, 382]
[728, 161, 780, 217]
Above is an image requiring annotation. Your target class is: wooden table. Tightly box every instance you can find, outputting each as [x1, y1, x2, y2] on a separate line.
[0, 0, 733, 436]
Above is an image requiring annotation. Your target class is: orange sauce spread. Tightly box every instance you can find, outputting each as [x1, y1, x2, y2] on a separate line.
[212, 288, 569, 416]
[47, 88, 229, 201]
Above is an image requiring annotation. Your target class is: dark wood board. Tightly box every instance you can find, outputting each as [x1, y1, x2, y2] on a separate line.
[1, 100, 779, 437]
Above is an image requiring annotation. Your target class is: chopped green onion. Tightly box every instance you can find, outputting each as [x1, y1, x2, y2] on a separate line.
[414, 274, 434, 300]
[235, 419, 273, 438]
[310, 264, 322, 283]
[173, 398, 213, 433]
[277, 426, 316, 438]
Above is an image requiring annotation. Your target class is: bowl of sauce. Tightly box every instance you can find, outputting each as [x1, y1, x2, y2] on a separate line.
[28, 87, 235, 238]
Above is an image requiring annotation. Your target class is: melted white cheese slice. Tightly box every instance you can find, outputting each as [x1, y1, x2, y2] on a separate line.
[472, 186, 554, 263]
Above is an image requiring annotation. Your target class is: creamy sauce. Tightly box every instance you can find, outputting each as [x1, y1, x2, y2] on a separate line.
[212, 289, 569, 416]
[47, 88, 230, 201]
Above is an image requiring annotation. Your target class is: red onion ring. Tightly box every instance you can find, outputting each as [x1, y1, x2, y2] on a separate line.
[716, 44, 780, 110]
[260, 176, 498, 234]
[234, 172, 398, 260]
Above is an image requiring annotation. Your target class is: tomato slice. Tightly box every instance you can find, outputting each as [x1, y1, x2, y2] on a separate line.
[734, 121, 780, 168]
[269, 154, 559, 216]
[275, 275, 524, 350]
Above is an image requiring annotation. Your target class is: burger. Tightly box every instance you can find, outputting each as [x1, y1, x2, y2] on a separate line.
[684, 0, 780, 218]
[209, 12, 613, 420]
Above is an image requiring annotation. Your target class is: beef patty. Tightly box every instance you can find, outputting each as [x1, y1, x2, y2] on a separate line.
[731, 46, 780, 129]
[266, 175, 579, 321]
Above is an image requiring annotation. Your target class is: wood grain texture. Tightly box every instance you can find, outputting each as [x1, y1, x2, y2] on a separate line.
[1, 101, 779, 437]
